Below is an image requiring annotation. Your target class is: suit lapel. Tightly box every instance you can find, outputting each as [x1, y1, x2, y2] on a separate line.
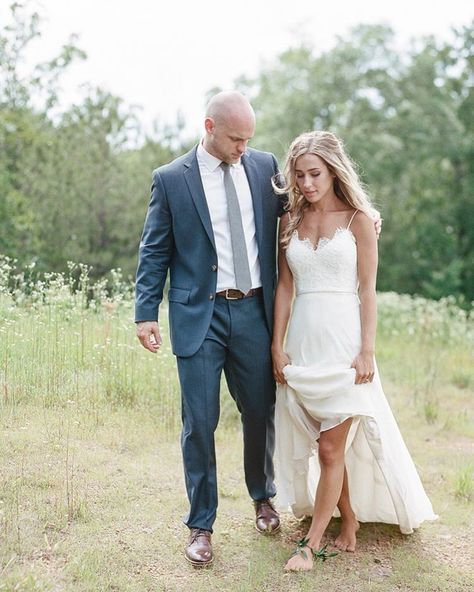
[183, 147, 216, 251]
[242, 152, 263, 250]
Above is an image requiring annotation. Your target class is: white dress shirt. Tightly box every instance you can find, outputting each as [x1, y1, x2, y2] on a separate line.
[196, 142, 262, 291]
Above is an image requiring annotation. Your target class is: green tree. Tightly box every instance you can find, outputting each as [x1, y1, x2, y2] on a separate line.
[0, 2, 185, 278]
[241, 23, 473, 300]
[0, 2, 85, 266]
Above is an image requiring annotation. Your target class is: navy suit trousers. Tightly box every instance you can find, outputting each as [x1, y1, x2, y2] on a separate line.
[176, 293, 276, 532]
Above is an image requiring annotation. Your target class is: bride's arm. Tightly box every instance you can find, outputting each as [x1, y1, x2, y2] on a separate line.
[271, 213, 294, 385]
[352, 212, 378, 384]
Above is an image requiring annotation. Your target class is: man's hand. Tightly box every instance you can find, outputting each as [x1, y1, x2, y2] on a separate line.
[370, 208, 383, 239]
[136, 321, 162, 353]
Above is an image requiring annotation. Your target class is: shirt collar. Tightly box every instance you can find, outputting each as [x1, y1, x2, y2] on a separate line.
[197, 140, 242, 172]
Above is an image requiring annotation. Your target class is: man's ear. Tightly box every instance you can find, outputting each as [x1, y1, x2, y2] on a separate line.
[204, 117, 215, 134]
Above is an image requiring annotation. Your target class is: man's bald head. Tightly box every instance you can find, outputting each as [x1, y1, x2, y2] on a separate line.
[202, 91, 256, 164]
[205, 91, 255, 126]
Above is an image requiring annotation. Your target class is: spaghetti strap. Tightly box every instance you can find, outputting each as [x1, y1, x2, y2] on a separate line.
[347, 210, 358, 229]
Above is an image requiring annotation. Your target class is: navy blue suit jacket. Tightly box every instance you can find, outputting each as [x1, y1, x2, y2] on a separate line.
[135, 145, 283, 357]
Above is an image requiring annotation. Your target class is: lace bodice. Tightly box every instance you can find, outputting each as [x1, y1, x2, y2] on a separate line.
[286, 227, 358, 295]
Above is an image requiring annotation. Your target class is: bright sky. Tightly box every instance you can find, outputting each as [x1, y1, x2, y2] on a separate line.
[4, 0, 473, 139]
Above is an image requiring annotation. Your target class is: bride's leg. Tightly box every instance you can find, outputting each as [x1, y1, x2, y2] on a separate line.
[335, 467, 359, 552]
[284, 418, 353, 571]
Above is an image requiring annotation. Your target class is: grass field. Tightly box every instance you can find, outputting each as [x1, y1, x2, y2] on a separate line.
[1, 263, 473, 591]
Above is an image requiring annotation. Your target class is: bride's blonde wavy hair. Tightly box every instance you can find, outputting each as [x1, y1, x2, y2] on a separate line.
[273, 131, 373, 249]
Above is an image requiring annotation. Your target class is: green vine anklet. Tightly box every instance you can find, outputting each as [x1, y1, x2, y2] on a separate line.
[291, 538, 338, 562]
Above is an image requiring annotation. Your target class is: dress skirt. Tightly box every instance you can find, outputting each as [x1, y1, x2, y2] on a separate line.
[275, 292, 437, 534]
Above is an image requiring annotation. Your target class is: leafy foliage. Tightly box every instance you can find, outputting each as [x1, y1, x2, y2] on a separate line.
[0, 4, 473, 301]
[0, 3, 185, 278]
[240, 23, 474, 300]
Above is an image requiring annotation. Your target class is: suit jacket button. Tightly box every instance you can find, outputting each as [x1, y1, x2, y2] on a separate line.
[211, 264, 217, 272]
[209, 294, 214, 300]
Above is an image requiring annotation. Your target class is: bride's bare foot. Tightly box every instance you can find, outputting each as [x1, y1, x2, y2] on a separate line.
[285, 547, 313, 571]
[284, 539, 313, 571]
[334, 517, 359, 552]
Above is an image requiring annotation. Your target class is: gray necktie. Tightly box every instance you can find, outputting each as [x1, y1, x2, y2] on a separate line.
[221, 162, 252, 294]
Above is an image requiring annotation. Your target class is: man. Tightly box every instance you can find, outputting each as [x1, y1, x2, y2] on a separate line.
[135, 91, 282, 566]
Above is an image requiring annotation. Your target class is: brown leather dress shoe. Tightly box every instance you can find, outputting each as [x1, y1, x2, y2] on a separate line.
[185, 528, 213, 566]
[254, 498, 280, 533]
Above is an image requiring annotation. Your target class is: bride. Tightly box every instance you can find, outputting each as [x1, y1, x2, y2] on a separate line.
[271, 131, 436, 571]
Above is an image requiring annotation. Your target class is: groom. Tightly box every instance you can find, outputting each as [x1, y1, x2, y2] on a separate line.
[135, 91, 283, 566]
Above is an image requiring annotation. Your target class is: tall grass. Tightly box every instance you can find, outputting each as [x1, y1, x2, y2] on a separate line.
[0, 257, 181, 431]
[1, 256, 473, 432]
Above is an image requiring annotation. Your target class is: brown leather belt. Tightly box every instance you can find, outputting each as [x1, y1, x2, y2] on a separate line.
[216, 287, 263, 300]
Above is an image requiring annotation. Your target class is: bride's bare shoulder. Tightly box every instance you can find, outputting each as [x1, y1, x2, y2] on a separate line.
[351, 211, 377, 241]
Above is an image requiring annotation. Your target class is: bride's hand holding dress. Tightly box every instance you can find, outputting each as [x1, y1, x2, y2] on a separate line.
[351, 351, 375, 384]
[272, 348, 291, 385]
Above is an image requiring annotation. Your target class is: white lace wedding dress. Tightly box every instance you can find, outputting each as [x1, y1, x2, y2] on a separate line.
[275, 217, 437, 534]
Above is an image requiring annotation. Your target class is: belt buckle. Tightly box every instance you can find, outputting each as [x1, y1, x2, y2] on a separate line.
[225, 289, 241, 300]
